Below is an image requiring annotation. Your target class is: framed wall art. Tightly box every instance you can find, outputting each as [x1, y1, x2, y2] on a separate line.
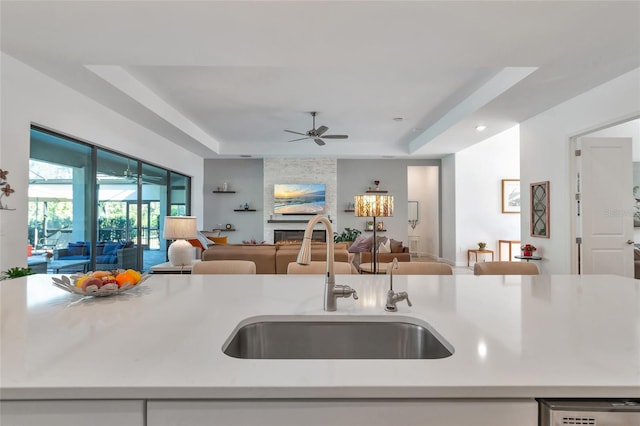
[530, 181, 550, 238]
[501, 179, 520, 213]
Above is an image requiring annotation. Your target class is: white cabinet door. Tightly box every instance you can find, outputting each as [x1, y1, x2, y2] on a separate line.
[148, 399, 537, 426]
[0, 400, 145, 426]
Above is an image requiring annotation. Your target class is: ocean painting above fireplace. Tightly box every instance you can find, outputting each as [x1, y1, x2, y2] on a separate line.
[274, 183, 326, 215]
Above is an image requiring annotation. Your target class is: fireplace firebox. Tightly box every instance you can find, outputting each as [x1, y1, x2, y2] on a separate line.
[274, 229, 326, 243]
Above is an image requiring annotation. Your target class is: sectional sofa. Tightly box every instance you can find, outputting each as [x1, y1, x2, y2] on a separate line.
[54, 241, 137, 271]
[201, 242, 350, 274]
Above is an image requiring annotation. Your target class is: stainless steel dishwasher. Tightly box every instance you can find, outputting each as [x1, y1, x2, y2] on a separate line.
[538, 399, 640, 425]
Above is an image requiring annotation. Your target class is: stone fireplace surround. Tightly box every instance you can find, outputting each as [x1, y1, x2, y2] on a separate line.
[274, 229, 326, 243]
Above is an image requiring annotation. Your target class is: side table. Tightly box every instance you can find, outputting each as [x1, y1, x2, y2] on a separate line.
[467, 249, 494, 267]
[514, 255, 542, 262]
[359, 263, 388, 274]
[150, 260, 201, 274]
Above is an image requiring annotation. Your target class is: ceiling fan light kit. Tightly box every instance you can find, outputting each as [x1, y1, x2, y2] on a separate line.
[285, 112, 348, 146]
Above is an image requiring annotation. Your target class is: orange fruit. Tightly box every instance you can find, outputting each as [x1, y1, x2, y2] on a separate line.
[125, 269, 142, 284]
[115, 272, 131, 287]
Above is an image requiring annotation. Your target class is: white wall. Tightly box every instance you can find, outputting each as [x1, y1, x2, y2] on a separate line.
[337, 159, 441, 248]
[203, 159, 264, 243]
[408, 166, 439, 258]
[520, 67, 640, 273]
[440, 154, 456, 264]
[0, 53, 204, 272]
[454, 126, 521, 266]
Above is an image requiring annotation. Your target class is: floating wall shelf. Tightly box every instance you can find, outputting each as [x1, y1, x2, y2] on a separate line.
[212, 190, 236, 194]
[268, 219, 332, 224]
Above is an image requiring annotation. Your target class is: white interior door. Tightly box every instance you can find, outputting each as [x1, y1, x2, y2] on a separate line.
[580, 137, 634, 277]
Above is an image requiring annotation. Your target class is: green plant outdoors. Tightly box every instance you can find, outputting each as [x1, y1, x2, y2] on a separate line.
[1, 267, 35, 280]
[333, 227, 362, 243]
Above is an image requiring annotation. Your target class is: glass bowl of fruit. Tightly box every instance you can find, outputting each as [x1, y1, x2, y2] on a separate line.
[51, 269, 148, 297]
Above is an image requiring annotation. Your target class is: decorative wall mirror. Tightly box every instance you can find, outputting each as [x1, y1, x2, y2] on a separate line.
[408, 201, 419, 229]
[530, 181, 550, 238]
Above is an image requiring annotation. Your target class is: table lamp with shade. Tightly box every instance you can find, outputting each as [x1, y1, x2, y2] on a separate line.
[354, 194, 394, 273]
[163, 216, 197, 266]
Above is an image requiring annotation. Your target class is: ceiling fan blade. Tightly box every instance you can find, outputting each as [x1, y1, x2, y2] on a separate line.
[316, 125, 328, 136]
[314, 138, 326, 146]
[288, 137, 309, 142]
[284, 130, 307, 136]
[320, 134, 348, 139]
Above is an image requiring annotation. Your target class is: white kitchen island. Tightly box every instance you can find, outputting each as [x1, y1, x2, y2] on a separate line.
[1, 273, 638, 425]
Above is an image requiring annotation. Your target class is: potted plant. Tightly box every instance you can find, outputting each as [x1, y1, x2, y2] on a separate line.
[478, 242, 487, 250]
[1, 267, 34, 280]
[366, 221, 374, 231]
[521, 243, 537, 257]
[333, 227, 362, 243]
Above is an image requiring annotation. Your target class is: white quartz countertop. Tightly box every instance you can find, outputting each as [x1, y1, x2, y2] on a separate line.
[1, 273, 639, 400]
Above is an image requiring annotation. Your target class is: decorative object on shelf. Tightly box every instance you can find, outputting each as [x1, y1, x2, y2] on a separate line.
[374, 180, 380, 190]
[478, 242, 487, 250]
[0, 168, 16, 210]
[163, 216, 197, 266]
[223, 182, 229, 191]
[408, 200, 419, 229]
[530, 181, 550, 238]
[244, 202, 250, 210]
[377, 221, 384, 231]
[225, 223, 233, 230]
[520, 243, 537, 257]
[502, 179, 521, 214]
[366, 220, 374, 230]
[51, 271, 149, 297]
[355, 193, 394, 273]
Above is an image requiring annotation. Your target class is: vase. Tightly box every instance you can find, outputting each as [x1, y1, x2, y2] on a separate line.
[523, 250, 532, 257]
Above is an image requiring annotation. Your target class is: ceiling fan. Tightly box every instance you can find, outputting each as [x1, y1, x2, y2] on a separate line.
[285, 112, 348, 146]
[123, 160, 164, 183]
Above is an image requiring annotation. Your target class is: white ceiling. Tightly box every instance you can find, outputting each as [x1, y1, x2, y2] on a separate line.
[2, 1, 639, 159]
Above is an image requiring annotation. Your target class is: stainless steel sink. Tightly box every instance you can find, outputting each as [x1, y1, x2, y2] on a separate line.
[223, 316, 454, 359]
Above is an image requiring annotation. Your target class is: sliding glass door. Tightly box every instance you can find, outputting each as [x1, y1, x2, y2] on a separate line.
[29, 126, 191, 273]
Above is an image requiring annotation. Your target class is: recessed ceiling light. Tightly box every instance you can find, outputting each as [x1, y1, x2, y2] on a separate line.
[476, 125, 487, 132]
[393, 117, 404, 122]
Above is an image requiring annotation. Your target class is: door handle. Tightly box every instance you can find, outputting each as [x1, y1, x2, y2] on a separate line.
[627, 240, 635, 245]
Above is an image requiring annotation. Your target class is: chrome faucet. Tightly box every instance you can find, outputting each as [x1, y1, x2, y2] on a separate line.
[297, 215, 358, 311]
[385, 258, 412, 312]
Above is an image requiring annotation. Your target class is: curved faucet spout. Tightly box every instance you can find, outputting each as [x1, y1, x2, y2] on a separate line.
[296, 215, 357, 311]
[296, 215, 334, 281]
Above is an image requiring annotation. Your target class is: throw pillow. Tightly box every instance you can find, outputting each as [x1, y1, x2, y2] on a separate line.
[348, 235, 373, 253]
[208, 236, 228, 244]
[188, 239, 205, 252]
[389, 239, 403, 253]
[196, 231, 211, 249]
[378, 239, 391, 253]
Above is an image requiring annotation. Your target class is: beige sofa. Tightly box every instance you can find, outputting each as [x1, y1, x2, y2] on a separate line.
[359, 239, 411, 265]
[201, 242, 350, 274]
